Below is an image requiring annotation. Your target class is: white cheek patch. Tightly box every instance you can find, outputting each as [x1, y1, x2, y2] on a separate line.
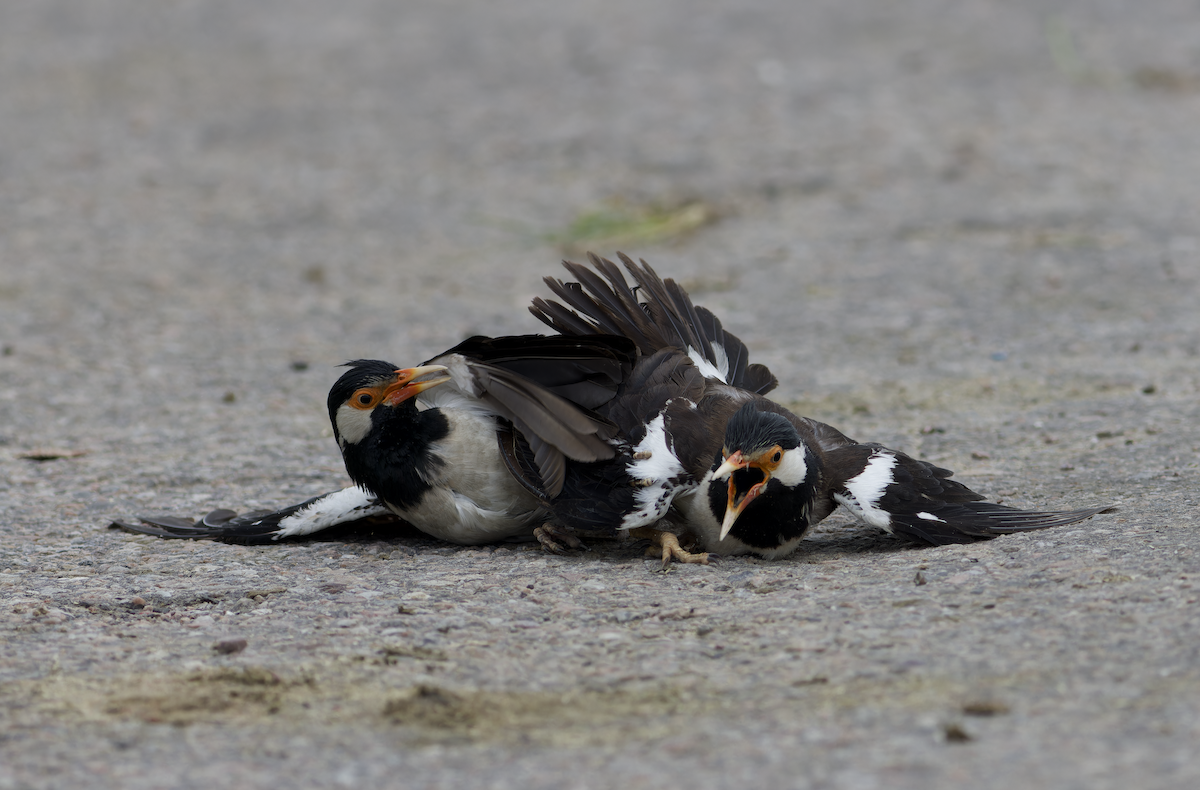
[771, 447, 810, 488]
[834, 451, 897, 530]
[335, 404, 374, 446]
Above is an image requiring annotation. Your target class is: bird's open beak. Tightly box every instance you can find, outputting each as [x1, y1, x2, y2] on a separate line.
[720, 474, 769, 541]
[382, 365, 452, 405]
[713, 450, 746, 480]
[717, 452, 771, 541]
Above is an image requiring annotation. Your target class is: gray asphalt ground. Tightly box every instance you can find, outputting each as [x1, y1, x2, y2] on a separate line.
[2, 1, 1199, 788]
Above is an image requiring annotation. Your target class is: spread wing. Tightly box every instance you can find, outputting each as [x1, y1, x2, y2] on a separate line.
[431, 337, 635, 496]
[530, 252, 777, 395]
[825, 443, 1115, 544]
[109, 487, 402, 544]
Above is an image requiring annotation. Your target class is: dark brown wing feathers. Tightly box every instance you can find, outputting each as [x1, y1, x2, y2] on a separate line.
[530, 253, 779, 396]
[430, 335, 636, 497]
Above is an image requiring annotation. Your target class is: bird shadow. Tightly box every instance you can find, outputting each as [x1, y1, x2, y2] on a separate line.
[120, 512, 957, 563]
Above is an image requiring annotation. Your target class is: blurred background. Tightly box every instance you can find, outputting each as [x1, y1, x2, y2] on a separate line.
[3, 4, 1200, 787]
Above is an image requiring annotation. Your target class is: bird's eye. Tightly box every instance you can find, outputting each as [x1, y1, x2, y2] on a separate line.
[772, 450, 782, 464]
[351, 389, 377, 408]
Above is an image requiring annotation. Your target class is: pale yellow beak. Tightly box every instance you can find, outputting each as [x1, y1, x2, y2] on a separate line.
[713, 450, 746, 480]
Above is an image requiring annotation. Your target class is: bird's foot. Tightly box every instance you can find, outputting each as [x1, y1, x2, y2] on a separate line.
[628, 528, 713, 569]
[534, 524, 587, 555]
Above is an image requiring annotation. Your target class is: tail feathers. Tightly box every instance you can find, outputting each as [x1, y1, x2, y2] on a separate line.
[616, 254, 777, 395]
[890, 502, 1116, 545]
[535, 255, 670, 352]
[529, 252, 778, 395]
[693, 304, 781, 395]
[528, 296, 605, 337]
[109, 487, 395, 545]
[623, 256, 709, 357]
[739, 363, 780, 397]
[110, 510, 244, 540]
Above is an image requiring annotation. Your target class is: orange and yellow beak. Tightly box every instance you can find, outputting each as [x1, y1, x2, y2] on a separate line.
[713, 446, 783, 540]
[382, 364, 452, 406]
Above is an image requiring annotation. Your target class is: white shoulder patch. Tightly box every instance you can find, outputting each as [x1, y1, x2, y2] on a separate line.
[418, 386, 497, 420]
[619, 408, 693, 529]
[628, 413, 684, 482]
[437, 354, 484, 398]
[833, 451, 897, 530]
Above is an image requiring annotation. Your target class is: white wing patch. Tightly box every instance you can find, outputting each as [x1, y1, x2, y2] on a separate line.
[709, 342, 730, 382]
[436, 354, 484, 398]
[417, 386, 498, 420]
[687, 346, 728, 383]
[916, 511, 945, 523]
[620, 409, 692, 529]
[628, 413, 684, 482]
[276, 486, 388, 538]
[833, 451, 898, 531]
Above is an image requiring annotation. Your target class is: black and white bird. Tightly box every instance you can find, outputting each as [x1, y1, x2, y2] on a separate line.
[680, 402, 1113, 557]
[113, 334, 636, 548]
[531, 254, 1114, 559]
[113, 260, 773, 563]
[115, 254, 1112, 561]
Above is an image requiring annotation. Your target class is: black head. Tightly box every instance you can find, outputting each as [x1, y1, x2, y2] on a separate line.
[327, 360, 405, 446]
[328, 360, 402, 413]
[710, 403, 814, 544]
[325, 359, 453, 509]
[722, 402, 802, 457]
[326, 359, 452, 448]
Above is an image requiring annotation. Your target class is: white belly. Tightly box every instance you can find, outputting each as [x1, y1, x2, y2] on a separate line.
[389, 407, 546, 544]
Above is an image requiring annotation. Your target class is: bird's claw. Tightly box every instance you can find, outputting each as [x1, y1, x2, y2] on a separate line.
[629, 528, 711, 568]
[534, 525, 587, 555]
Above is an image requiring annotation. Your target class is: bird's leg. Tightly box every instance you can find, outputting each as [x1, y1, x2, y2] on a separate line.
[534, 522, 587, 555]
[628, 528, 712, 569]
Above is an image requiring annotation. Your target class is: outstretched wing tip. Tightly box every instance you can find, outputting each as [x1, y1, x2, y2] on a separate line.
[890, 501, 1116, 545]
[107, 488, 391, 545]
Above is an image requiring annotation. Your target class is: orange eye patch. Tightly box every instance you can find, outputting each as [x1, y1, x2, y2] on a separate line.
[350, 388, 382, 409]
